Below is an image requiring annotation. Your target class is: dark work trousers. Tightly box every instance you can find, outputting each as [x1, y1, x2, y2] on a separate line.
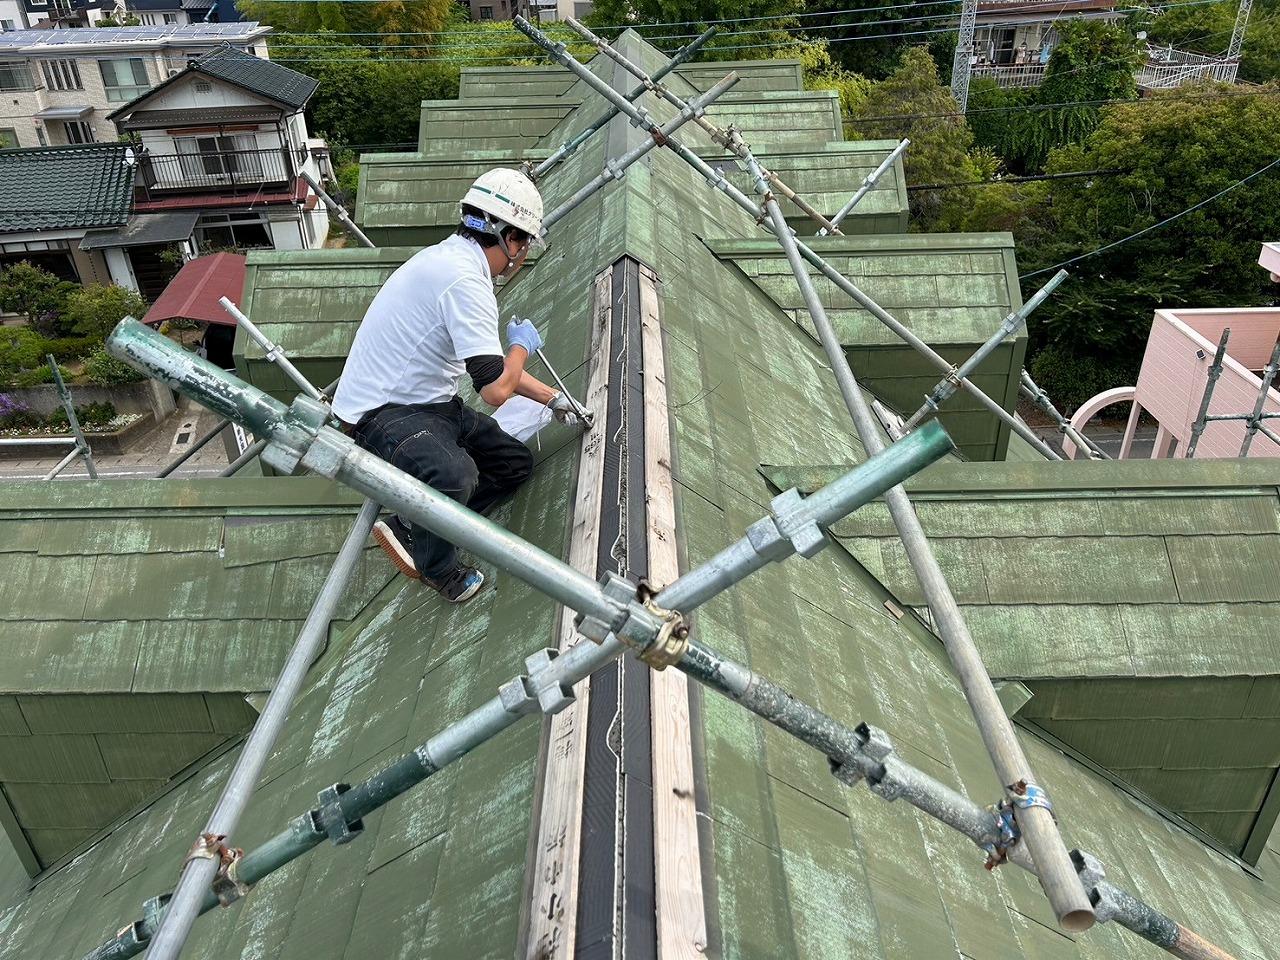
[352, 397, 534, 581]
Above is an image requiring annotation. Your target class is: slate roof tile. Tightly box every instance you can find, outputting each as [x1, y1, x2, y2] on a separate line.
[0, 143, 134, 234]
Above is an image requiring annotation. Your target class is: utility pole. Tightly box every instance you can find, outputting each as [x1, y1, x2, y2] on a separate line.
[951, 0, 978, 112]
[1227, 0, 1252, 65]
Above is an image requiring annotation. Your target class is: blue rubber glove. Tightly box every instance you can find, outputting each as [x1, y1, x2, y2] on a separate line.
[507, 318, 544, 355]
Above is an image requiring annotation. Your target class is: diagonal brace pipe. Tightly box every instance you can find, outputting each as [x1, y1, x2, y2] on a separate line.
[902, 269, 1068, 432]
[514, 16, 1062, 461]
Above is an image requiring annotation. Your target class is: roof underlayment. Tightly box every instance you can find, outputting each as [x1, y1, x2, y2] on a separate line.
[0, 29, 1276, 960]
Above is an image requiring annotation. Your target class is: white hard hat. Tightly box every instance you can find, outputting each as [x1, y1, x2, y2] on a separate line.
[461, 168, 544, 239]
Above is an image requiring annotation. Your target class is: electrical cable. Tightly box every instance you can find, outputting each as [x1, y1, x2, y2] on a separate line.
[1020, 155, 1280, 279]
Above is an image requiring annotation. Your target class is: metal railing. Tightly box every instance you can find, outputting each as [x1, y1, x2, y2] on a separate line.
[1137, 57, 1238, 89]
[137, 147, 293, 193]
[971, 60, 1048, 88]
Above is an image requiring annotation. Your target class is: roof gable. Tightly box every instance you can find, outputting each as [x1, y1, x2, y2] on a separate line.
[0, 143, 134, 234]
[107, 44, 317, 121]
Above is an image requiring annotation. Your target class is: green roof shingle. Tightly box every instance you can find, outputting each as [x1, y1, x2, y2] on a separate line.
[0, 143, 134, 234]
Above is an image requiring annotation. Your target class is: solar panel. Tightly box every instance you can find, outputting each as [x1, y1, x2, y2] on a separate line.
[0, 22, 266, 50]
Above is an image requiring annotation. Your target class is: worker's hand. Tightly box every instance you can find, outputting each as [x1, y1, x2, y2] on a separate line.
[507, 318, 544, 356]
[549, 392, 589, 427]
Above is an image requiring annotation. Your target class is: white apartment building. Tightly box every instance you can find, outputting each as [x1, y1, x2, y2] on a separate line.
[0, 22, 270, 150]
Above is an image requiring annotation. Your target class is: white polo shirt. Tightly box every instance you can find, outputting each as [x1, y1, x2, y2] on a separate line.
[332, 235, 503, 424]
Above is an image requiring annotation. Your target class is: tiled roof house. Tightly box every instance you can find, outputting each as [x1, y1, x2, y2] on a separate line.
[0, 30, 1275, 960]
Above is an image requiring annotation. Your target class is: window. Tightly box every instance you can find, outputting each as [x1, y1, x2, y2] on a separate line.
[163, 12, 178, 23]
[195, 213, 271, 251]
[0, 61, 34, 92]
[63, 120, 94, 143]
[98, 58, 150, 102]
[1, 20, 16, 32]
[0, 127, 17, 149]
[479, 5, 493, 17]
[175, 134, 263, 182]
[41, 59, 83, 91]
[140, 13, 156, 24]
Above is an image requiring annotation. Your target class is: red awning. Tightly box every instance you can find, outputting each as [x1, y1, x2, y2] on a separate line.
[142, 253, 247, 327]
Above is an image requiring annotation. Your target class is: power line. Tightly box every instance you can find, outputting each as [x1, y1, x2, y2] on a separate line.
[262, 0, 1232, 42]
[1020, 155, 1280, 279]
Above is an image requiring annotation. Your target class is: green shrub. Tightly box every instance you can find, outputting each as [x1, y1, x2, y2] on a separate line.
[83, 347, 144, 385]
[0, 327, 50, 376]
[78, 401, 116, 426]
[46, 407, 68, 430]
[1028, 345, 1139, 414]
[10, 365, 59, 388]
[44, 336, 98, 362]
[62, 284, 148, 340]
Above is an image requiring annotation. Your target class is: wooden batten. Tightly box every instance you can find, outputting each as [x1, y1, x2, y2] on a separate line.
[640, 263, 708, 957]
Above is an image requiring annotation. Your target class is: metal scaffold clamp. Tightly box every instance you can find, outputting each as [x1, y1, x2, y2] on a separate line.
[503, 648, 576, 715]
[314, 783, 364, 846]
[982, 780, 1055, 870]
[574, 571, 690, 670]
[830, 722, 904, 801]
[182, 833, 249, 906]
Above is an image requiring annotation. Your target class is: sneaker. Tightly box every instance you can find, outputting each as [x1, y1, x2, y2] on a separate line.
[423, 564, 485, 603]
[373, 517, 417, 578]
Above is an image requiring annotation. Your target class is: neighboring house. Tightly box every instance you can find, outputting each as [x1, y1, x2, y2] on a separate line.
[0, 141, 133, 284]
[0, 22, 271, 150]
[969, 0, 1240, 90]
[0, 30, 1276, 960]
[0, 0, 29, 32]
[1062, 249, 1280, 460]
[106, 44, 330, 253]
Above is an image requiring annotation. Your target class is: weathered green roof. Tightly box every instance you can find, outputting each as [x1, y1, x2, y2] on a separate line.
[769, 457, 1280, 863]
[0, 28, 1276, 960]
[0, 479, 394, 872]
[711, 232, 1025, 460]
[0, 143, 134, 234]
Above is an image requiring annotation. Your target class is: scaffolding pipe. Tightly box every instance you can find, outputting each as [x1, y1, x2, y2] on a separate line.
[530, 26, 717, 181]
[1186, 328, 1230, 459]
[81, 527, 1234, 960]
[819, 139, 911, 236]
[106, 318, 947, 645]
[219, 298, 325, 402]
[300, 170, 374, 249]
[48, 354, 97, 478]
[143, 499, 380, 960]
[556, 17, 844, 236]
[1018, 370, 1109, 460]
[540, 73, 740, 235]
[737, 140, 1095, 932]
[1239, 336, 1280, 456]
[154, 419, 231, 478]
[514, 18, 1063, 461]
[902, 271, 1069, 433]
[42, 446, 82, 481]
[220, 438, 267, 477]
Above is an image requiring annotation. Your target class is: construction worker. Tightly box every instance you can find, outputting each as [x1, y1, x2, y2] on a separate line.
[333, 168, 581, 602]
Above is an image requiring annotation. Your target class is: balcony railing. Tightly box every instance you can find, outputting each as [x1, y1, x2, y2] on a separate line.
[136, 147, 293, 194]
[1137, 46, 1238, 90]
[971, 60, 1048, 88]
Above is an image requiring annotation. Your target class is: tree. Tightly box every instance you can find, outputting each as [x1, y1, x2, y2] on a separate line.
[584, 0, 802, 60]
[800, 0, 956, 80]
[849, 47, 982, 231]
[239, 0, 457, 45]
[1017, 82, 1280, 404]
[61, 284, 148, 341]
[0, 262, 76, 333]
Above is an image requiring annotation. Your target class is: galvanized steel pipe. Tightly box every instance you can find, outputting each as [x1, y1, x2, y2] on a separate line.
[143, 500, 380, 960]
[531, 26, 717, 181]
[512, 18, 1062, 461]
[740, 144, 1096, 932]
[555, 17, 844, 235]
[541, 73, 740, 235]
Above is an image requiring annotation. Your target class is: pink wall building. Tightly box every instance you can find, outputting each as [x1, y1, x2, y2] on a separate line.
[1062, 244, 1280, 459]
